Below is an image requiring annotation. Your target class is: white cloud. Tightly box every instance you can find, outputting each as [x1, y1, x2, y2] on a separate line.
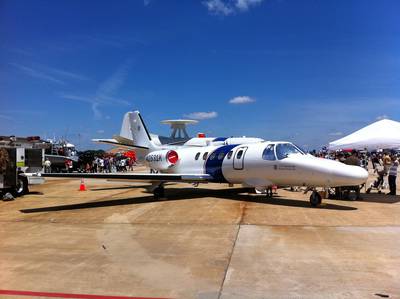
[42, 66, 90, 81]
[203, 0, 234, 16]
[184, 111, 218, 120]
[59, 94, 92, 103]
[203, 0, 264, 16]
[59, 60, 132, 119]
[236, 0, 263, 11]
[95, 62, 131, 101]
[376, 114, 388, 120]
[9, 63, 65, 85]
[229, 96, 256, 104]
[9, 62, 90, 84]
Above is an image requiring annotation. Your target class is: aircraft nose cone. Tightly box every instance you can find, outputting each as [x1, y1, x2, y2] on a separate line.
[331, 165, 368, 186]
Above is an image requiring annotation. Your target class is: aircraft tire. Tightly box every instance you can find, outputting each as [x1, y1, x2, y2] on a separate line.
[310, 191, 321, 207]
[244, 188, 254, 194]
[153, 186, 165, 199]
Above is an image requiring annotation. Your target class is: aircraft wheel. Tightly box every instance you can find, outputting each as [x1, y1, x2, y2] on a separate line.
[309, 191, 321, 207]
[153, 186, 165, 199]
[244, 187, 254, 194]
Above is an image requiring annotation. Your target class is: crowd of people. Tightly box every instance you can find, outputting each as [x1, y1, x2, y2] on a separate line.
[369, 152, 399, 195]
[42, 151, 138, 174]
[81, 156, 137, 173]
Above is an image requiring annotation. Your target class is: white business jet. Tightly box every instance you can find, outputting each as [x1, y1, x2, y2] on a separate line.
[43, 111, 368, 207]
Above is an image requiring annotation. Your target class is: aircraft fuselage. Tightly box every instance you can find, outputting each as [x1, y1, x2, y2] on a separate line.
[144, 141, 368, 189]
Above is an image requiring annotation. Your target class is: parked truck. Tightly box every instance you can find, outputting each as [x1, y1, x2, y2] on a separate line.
[0, 136, 46, 198]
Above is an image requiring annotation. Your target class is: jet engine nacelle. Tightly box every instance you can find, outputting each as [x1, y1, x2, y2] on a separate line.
[144, 150, 179, 171]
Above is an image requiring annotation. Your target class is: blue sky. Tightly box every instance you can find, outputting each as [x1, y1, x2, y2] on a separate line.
[1, 0, 399, 150]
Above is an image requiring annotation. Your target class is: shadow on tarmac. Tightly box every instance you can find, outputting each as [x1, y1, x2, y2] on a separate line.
[27, 191, 44, 195]
[359, 193, 400, 204]
[20, 187, 356, 213]
[90, 185, 149, 191]
[90, 183, 174, 191]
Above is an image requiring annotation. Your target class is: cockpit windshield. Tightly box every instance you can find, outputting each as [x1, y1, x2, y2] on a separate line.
[275, 143, 304, 160]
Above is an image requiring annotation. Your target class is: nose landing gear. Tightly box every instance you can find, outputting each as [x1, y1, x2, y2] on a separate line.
[255, 187, 273, 198]
[309, 190, 322, 207]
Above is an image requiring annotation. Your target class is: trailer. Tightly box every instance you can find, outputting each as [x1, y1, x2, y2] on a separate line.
[0, 136, 46, 198]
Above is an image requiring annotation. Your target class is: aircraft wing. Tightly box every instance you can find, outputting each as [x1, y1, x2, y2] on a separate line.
[42, 172, 211, 183]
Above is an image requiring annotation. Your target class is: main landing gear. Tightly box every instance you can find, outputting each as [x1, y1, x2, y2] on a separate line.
[153, 185, 165, 200]
[309, 190, 322, 207]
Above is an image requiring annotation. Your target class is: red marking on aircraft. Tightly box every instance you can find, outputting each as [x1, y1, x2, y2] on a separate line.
[0, 289, 171, 299]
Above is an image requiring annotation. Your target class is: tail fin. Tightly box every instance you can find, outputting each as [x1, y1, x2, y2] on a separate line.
[115, 111, 157, 151]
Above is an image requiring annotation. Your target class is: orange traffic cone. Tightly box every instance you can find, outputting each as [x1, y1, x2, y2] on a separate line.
[79, 178, 86, 191]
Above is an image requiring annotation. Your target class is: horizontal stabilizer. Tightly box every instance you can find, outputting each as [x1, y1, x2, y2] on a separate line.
[112, 135, 135, 145]
[92, 138, 149, 150]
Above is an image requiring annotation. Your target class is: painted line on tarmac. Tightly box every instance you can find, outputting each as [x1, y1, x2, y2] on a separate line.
[0, 289, 170, 299]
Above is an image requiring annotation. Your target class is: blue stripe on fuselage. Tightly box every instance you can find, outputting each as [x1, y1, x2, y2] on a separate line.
[205, 144, 238, 183]
[213, 137, 228, 142]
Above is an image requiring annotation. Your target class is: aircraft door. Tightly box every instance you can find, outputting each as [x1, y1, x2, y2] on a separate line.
[233, 146, 248, 170]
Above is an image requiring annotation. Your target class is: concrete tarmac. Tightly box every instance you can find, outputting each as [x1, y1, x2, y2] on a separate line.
[0, 175, 399, 299]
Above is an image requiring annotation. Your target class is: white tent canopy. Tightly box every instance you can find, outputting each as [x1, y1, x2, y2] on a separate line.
[328, 119, 400, 151]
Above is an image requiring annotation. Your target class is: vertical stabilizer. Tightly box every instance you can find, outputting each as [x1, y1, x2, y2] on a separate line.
[116, 111, 157, 151]
[129, 111, 155, 149]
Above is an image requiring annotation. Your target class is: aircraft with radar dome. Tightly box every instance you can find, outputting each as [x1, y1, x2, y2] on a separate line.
[92, 111, 265, 160]
[43, 111, 368, 207]
[93, 111, 265, 147]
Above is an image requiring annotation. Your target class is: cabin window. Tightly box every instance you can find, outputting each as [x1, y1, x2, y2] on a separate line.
[262, 144, 276, 161]
[218, 152, 225, 160]
[227, 151, 233, 159]
[203, 152, 208, 160]
[236, 150, 243, 160]
[209, 152, 216, 160]
[195, 152, 200, 160]
[275, 143, 303, 160]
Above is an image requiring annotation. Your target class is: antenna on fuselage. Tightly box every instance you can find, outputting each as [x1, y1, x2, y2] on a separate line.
[160, 119, 198, 139]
